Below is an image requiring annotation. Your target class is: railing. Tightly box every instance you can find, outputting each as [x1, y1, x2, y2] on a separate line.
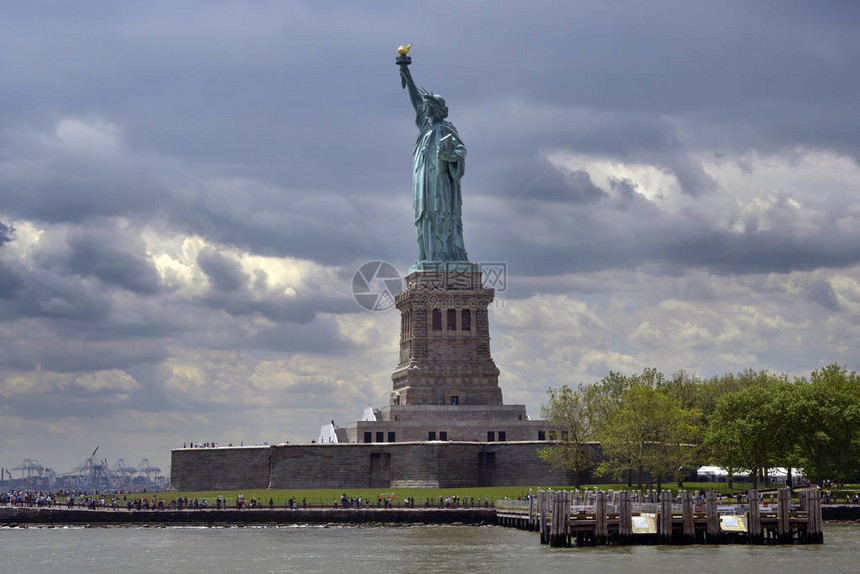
[495, 500, 529, 510]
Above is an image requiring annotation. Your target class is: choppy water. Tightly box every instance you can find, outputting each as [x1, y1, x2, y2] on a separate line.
[1, 523, 857, 574]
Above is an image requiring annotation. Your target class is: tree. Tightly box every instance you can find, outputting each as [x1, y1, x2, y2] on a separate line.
[659, 369, 702, 411]
[583, 369, 657, 488]
[696, 369, 787, 417]
[792, 376, 860, 484]
[538, 385, 597, 487]
[596, 383, 700, 491]
[581, 371, 636, 421]
[648, 400, 701, 490]
[809, 363, 860, 396]
[703, 385, 779, 489]
[700, 427, 745, 491]
[765, 381, 804, 487]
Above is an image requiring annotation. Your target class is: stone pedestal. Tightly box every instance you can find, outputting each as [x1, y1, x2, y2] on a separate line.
[390, 269, 502, 406]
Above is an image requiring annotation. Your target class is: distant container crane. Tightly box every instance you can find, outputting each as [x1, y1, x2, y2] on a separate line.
[111, 459, 137, 488]
[12, 458, 45, 480]
[56, 447, 115, 491]
[134, 459, 161, 485]
[7, 459, 54, 489]
[5, 448, 166, 492]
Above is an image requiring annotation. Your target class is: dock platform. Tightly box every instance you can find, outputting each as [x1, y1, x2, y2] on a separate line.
[495, 487, 823, 546]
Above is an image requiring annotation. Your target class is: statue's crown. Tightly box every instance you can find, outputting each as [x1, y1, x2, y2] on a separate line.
[420, 89, 448, 117]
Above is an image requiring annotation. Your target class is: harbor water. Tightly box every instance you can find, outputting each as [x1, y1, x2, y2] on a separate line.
[1, 523, 858, 573]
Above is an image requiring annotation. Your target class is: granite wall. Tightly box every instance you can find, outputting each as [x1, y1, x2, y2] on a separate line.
[170, 446, 270, 491]
[170, 441, 594, 491]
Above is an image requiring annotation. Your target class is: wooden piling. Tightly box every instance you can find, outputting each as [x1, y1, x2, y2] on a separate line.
[564, 490, 571, 547]
[595, 490, 608, 545]
[806, 488, 823, 543]
[496, 484, 822, 548]
[747, 489, 762, 544]
[559, 490, 570, 547]
[680, 490, 695, 544]
[618, 490, 632, 545]
[776, 487, 791, 543]
[549, 490, 570, 547]
[705, 490, 719, 543]
[527, 489, 533, 531]
[539, 490, 548, 544]
[544, 490, 551, 544]
[658, 490, 673, 544]
[547, 491, 553, 544]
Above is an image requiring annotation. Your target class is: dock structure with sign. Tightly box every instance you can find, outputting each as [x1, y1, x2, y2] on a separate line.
[495, 487, 823, 546]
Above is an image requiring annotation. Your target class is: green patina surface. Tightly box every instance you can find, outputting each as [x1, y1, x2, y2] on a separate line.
[399, 48, 474, 270]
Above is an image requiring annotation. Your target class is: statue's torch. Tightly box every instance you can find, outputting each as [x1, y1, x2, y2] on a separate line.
[396, 43, 413, 88]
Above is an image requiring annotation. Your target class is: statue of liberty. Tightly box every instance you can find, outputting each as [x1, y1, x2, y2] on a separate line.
[397, 46, 470, 266]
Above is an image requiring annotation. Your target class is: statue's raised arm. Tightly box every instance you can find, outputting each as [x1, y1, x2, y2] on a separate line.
[397, 44, 422, 115]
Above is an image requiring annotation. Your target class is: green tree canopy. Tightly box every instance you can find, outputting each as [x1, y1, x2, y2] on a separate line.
[541, 363, 859, 489]
[595, 381, 700, 491]
[791, 373, 860, 483]
[703, 384, 778, 488]
[537, 385, 596, 487]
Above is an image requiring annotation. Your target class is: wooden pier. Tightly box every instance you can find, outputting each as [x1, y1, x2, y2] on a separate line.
[495, 487, 823, 547]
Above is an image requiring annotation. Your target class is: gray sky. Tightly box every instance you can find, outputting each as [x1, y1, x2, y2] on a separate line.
[1, 0, 859, 476]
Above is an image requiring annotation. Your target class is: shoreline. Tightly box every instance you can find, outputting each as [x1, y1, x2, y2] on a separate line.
[0, 506, 496, 527]
[3, 504, 859, 527]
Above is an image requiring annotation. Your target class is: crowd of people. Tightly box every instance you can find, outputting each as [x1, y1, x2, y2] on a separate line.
[0, 490, 57, 507]
[335, 493, 411, 508]
[823, 490, 860, 504]
[5, 487, 855, 512]
[428, 495, 489, 508]
[1, 488, 496, 512]
[333, 493, 492, 509]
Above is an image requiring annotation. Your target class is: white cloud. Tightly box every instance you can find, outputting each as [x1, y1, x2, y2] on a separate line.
[548, 152, 684, 205]
[1, 367, 139, 397]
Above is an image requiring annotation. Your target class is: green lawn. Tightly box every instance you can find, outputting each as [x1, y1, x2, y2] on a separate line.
[121, 486, 535, 507]
[103, 481, 781, 507]
[61, 482, 858, 507]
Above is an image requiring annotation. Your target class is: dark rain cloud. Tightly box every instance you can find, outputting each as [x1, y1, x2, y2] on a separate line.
[801, 279, 841, 312]
[0, 222, 13, 246]
[0, 320, 168, 374]
[0, 264, 22, 299]
[0, 221, 22, 299]
[484, 156, 607, 204]
[1, 1, 854, 277]
[197, 247, 248, 293]
[248, 320, 354, 354]
[66, 231, 162, 295]
[0, 267, 113, 323]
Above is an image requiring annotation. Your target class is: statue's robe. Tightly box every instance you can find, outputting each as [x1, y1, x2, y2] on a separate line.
[412, 108, 468, 262]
